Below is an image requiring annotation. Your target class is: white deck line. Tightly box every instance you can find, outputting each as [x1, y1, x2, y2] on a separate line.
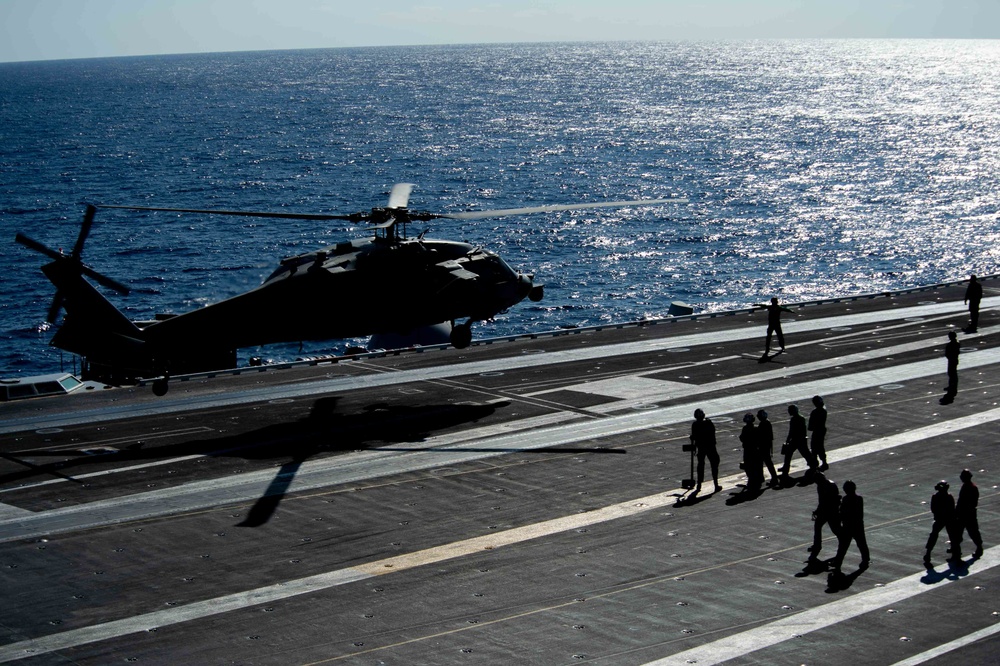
[579, 323, 999, 413]
[645, 547, 1000, 666]
[1, 407, 999, 663]
[888, 622, 1000, 666]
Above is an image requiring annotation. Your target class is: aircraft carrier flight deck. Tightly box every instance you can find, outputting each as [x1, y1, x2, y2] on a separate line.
[1, 277, 998, 665]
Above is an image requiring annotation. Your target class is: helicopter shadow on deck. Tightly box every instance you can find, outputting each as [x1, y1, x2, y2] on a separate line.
[233, 398, 625, 527]
[1, 397, 624, 527]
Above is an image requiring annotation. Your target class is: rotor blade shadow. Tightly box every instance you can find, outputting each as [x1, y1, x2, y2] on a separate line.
[237, 457, 305, 528]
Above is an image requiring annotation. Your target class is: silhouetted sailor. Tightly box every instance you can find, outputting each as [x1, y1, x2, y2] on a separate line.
[965, 274, 982, 332]
[780, 404, 817, 481]
[756, 409, 779, 487]
[808, 395, 829, 472]
[924, 480, 956, 565]
[690, 408, 721, 494]
[944, 331, 960, 400]
[954, 469, 984, 559]
[809, 472, 841, 560]
[832, 480, 869, 570]
[739, 413, 763, 492]
[754, 297, 793, 354]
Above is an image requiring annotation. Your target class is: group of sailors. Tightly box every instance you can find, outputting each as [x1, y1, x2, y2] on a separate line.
[925, 470, 985, 563]
[689, 395, 830, 496]
[688, 398, 985, 571]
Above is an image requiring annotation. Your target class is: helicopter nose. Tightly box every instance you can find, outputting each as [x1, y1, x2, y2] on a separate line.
[518, 273, 543, 302]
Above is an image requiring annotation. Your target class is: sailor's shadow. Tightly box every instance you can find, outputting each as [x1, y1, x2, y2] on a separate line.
[725, 486, 764, 505]
[794, 557, 832, 578]
[921, 558, 973, 583]
[825, 565, 867, 593]
[673, 490, 716, 507]
[756, 350, 785, 365]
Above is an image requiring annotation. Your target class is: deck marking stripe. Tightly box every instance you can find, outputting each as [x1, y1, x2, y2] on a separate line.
[1, 408, 998, 662]
[887, 621, 1000, 666]
[0, 569, 374, 663]
[643, 547, 1000, 666]
[524, 312, 983, 398]
[579, 324, 1000, 412]
[3, 297, 997, 435]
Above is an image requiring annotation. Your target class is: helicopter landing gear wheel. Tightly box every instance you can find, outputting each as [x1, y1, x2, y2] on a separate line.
[152, 375, 169, 396]
[450, 322, 473, 349]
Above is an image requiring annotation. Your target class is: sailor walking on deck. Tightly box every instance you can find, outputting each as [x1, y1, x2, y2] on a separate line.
[953, 469, 985, 559]
[780, 404, 818, 483]
[924, 480, 957, 565]
[739, 413, 763, 493]
[809, 395, 829, 472]
[832, 480, 869, 571]
[809, 472, 842, 561]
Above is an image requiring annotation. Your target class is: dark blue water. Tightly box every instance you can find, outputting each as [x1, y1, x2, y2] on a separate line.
[2, 41, 999, 376]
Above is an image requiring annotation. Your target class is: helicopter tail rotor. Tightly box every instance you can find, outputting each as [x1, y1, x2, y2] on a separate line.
[15, 205, 130, 324]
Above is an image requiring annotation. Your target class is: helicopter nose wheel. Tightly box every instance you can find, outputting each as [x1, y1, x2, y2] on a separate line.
[450, 321, 473, 349]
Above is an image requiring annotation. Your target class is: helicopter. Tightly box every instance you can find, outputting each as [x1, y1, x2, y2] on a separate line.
[16, 184, 683, 395]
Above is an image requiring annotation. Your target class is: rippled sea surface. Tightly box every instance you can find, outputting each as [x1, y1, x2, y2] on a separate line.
[1, 40, 998, 375]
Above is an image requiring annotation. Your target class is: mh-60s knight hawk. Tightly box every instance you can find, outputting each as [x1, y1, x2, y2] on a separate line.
[16, 184, 683, 395]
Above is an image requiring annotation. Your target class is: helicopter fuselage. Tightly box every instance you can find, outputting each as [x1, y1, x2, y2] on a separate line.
[139, 236, 539, 359]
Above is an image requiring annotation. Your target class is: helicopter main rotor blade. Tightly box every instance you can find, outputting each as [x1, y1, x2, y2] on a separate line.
[435, 197, 688, 221]
[387, 183, 415, 210]
[96, 205, 362, 222]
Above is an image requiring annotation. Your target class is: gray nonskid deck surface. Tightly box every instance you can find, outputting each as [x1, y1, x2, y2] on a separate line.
[0, 281, 998, 665]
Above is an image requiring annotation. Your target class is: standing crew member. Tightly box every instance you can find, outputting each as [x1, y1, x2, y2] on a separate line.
[809, 395, 829, 472]
[780, 404, 817, 482]
[944, 331, 961, 401]
[954, 469, 984, 559]
[924, 480, 956, 565]
[690, 409, 722, 495]
[832, 480, 869, 571]
[965, 274, 982, 332]
[753, 297, 793, 354]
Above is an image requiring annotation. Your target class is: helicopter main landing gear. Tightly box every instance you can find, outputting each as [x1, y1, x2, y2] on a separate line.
[151, 373, 170, 396]
[450, 321, 473, 349]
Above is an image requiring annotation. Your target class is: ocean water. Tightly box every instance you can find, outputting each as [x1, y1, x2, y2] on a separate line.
[1, 40, 998, 376]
